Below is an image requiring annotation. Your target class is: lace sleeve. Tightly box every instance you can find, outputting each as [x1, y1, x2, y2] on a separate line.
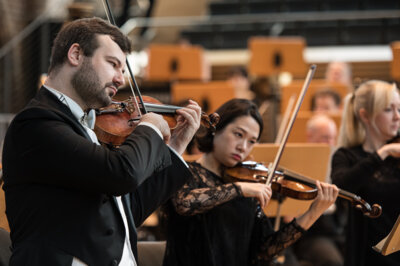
[253, 218, 306, 262]
[171, 163, 242, 216]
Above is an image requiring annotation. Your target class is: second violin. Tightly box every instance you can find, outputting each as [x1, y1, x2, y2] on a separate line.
[224, 161, 382, 218]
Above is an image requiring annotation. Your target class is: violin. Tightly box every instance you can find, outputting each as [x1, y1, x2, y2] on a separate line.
[224, 161, 382, 218]
[94, 95, 220, 146]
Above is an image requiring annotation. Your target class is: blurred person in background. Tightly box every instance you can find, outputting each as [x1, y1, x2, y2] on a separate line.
[292, 114, 344, 266]
[325, 61, 353, 92]
[311, 88, 342, 114]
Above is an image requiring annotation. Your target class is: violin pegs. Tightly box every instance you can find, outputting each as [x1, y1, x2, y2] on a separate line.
[210, 113, 220, 126]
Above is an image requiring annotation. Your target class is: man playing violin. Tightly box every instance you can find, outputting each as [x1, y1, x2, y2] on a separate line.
[162, 98, 339, 266]
[2, 17, 201, 265]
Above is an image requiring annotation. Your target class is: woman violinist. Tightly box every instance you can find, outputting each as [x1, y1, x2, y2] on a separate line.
[331, 80, 400, 266]
[162, 98, 339, 266]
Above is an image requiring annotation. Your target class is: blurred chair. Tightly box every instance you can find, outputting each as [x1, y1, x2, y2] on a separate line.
[0, 184, 9, 232]
[137, 241, 166, 266]
[286, 111, 341, 143]
[171, 81, 235, 113]
[146, 44, 209, 82]
[250, 143, 331, 217]
[248, 36, 308, 79]
[391, 41, 400, 82]
[280, 79, 348, 114]
[0, 228, 11, 266]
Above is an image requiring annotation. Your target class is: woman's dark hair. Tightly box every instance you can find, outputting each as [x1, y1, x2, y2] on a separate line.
[48, 17, 131, 73]
[196, 98, 263, 153]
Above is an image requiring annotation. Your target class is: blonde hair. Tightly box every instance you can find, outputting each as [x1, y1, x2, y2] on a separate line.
[337, 80, 398, 148]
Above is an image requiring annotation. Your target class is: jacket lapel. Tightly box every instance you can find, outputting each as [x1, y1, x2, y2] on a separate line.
[34, 87, 92, 141]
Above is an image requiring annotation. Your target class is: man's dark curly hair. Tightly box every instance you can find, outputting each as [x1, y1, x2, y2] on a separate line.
[48, 17, 131, 73]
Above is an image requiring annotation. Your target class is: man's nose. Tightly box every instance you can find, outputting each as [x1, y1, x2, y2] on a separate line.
[114, 69, 125, 87]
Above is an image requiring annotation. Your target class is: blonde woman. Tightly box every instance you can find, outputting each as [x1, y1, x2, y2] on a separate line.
[331, 80, 400, 266]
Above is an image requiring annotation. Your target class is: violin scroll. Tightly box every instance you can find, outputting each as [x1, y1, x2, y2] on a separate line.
[353, 198, 382, 218]
[202, 112, 220, 132]
[369, 204, 383, 218]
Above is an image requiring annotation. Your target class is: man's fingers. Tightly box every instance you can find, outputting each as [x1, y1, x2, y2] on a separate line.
[175, 107, 200, 128]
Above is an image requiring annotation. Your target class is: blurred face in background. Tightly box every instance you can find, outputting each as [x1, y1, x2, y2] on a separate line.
[325, 61, 351, 86]
[314, 95, 341, 113]
[306, 115, 338, 146]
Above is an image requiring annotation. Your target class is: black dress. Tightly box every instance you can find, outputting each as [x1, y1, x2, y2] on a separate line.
[163, 162, 305, 266]
[331, 146, 400, 266]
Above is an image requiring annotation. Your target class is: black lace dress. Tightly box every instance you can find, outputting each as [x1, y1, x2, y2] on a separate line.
[162, 162, 305, 266]
[331, 146, 400, 266]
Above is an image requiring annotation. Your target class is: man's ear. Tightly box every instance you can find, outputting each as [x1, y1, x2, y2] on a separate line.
[67, 43, 83, 67]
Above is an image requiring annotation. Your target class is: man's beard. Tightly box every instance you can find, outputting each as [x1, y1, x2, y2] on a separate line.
[71, 57, 112, 109]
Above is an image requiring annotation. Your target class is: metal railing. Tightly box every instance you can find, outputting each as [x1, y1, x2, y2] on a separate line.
[121, 9, 400, 34]
[2, 7, 400, 115]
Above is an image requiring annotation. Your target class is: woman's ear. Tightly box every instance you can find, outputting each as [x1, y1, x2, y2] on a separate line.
[359, 108, 370, 125]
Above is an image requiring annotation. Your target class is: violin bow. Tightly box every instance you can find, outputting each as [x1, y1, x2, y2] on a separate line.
[266, 65, 317, 185]
[101, 0, 148, 114]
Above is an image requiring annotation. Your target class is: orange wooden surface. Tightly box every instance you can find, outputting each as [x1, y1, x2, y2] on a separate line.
[280, 79, 349, 114]
[248, 36, 308, 78]
[251, 143, 331, 217]
[0, 184, 9, 232]
[146, 44, 207, 81]
[391, 41, 400, 81]
[171, 81, 236, 113]
[286, 111, 342, 143]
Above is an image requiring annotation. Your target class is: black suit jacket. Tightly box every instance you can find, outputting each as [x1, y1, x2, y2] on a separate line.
[2, 88, 191, 266]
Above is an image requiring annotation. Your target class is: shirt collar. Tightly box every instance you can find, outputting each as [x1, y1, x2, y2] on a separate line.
[44, 85, 96, 129]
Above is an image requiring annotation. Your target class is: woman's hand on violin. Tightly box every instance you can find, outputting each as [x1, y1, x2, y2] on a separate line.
[169, 100, 202, 154]
[377, 143, 400, 160]
[235, 182, 272, 209]
[310, 181, 339, 215]
[140, 113, 171, 142]
[296, 181, 339, 230]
